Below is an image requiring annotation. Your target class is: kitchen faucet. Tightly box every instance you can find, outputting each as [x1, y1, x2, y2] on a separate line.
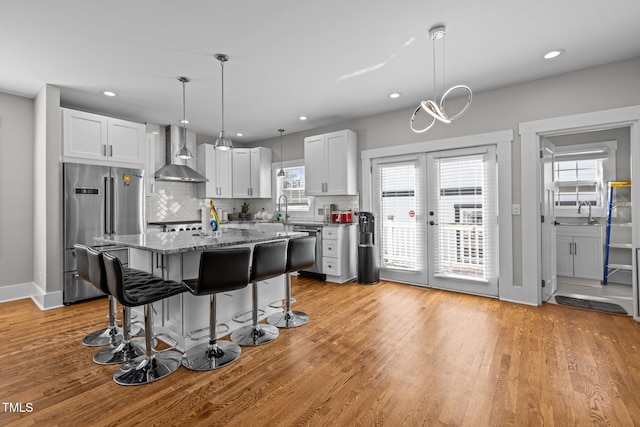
[578, 200, 597, 224]
[277, 194, 289, 222]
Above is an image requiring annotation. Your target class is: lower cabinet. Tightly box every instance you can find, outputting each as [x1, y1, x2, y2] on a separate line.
[322, 225, 357, 283]
[556, 226, 603, 280]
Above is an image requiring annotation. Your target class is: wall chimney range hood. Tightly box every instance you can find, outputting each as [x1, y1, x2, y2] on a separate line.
[154, 125, 208, 182]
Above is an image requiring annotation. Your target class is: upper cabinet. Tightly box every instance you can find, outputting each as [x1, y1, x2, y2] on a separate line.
[304, 129, 357, 196]
[232, 147, 272, 198]
[197, 144, 233, 199]
[62, 108, 145, 166]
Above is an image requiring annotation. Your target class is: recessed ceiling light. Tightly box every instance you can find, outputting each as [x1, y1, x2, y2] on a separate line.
[103, 91, 116, 97]
[389, 92, 401, 99]
[236, 132, 244, 137]
[543, 49, 565, 60]
[180, 119, 189, 124]
[298, 116, 308, 121]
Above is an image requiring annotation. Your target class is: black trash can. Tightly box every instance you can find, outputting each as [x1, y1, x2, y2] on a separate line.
[358, 212, 379, 285]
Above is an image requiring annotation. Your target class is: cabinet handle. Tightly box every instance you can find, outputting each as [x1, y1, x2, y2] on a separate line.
[569, 242, 573, 255]
[574, 242, 577, 255]
[109, 145, 113, 157]
[102, 144, 107, 156]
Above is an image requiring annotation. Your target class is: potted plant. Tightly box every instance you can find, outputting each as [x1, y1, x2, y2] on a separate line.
[240, 202, 250, 220]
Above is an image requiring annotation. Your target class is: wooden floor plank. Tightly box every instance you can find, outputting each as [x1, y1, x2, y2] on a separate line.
[2, 278, 640, 426]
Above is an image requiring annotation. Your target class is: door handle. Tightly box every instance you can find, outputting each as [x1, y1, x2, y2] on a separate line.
[110, 177, 115, 234]
[429, 221, 437, 226]
[104, 177, 109, 235]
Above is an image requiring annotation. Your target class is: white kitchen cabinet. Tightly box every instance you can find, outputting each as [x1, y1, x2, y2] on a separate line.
[304, 129, 357, 196]
[556, 225, 603, 280]
[321, 225, 357, 283]
[232, 147, 272, 198]
[197, 144, 233, 198]
[62, 108, 145, 166]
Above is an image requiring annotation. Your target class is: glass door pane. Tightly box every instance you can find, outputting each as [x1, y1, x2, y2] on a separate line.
[372, 155, 428, 285]
[427, 146, 498, 296]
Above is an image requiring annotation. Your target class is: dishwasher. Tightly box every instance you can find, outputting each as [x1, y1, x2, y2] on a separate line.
[292, 225, 325, 279]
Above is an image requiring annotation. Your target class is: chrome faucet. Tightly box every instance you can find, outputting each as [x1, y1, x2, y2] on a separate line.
[578, 200, 597, 224]
[277, 194, 288, 222]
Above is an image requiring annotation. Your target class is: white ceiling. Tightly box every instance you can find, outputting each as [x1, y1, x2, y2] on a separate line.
[2, 1, 639, 142]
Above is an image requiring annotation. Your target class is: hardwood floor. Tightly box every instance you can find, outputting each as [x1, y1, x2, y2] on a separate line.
[2, 277, 640, 426]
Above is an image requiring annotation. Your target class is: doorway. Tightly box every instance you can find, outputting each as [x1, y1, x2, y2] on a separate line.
[542, 127, 634, 315]
[519, 104, 640, 319]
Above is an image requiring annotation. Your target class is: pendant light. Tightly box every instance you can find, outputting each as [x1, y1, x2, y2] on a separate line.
[175, 76, 193, 159]
[214, 54, 233, 151]
[277, 129, 285, 177]
[410, 25, 472, 133]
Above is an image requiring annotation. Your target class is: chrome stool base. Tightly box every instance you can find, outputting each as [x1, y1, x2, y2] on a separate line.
[113, 351, 182, 386]
[182, 341, 241, 371]
[267, 310, 309, 328]
[93, 341, 145, 365]
[231, 324, 279, 347]
[82, 326, 123, 347]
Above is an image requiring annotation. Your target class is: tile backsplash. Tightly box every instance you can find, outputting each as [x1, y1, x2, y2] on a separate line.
[147, 127, 202, 222]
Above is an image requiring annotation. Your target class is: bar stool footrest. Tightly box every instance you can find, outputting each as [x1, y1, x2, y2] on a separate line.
[232, 309, 265, 324]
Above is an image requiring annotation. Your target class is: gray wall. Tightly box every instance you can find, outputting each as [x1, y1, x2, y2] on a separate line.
[248, 56, 640, 288]
[0, 92, 34, 287]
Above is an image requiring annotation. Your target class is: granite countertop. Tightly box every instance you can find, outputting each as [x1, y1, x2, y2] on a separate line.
[95, 229, 308, 255]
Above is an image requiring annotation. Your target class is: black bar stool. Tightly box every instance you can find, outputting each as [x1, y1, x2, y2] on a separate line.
[267, 236, 315, 328]
[88, 247, 145, 365]
[231, 240, 287, 346]
[75, 244, 122, 347]
[103, 252, 187, 386]
[181, 247, 251, 370]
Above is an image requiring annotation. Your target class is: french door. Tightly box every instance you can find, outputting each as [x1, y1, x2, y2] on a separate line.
[372, 155, 428, 285]
[426, 147, 499, 296]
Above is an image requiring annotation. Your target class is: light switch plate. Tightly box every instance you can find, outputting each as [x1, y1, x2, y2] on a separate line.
[512, 204, 521, 215]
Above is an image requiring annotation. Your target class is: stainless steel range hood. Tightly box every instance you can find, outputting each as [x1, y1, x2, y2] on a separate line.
[155, 125, 208, 182]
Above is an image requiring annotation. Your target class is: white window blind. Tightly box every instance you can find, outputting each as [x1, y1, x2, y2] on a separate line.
[432, 150, 496, 281]
[377, 159, 424, 271]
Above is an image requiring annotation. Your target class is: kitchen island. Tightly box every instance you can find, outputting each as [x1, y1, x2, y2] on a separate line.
[96, 228, 307, 350]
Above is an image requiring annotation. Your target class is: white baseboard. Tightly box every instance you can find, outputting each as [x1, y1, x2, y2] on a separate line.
[0, 282, 63, 310]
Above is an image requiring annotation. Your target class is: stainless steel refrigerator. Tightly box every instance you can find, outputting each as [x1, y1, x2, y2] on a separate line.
[63, 163, 144, 304]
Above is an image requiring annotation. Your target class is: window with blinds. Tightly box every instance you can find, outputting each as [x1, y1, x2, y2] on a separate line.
[431, 150, 496, 281]
[276, 166, 310, 211]
[377, 159, 423, 271]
